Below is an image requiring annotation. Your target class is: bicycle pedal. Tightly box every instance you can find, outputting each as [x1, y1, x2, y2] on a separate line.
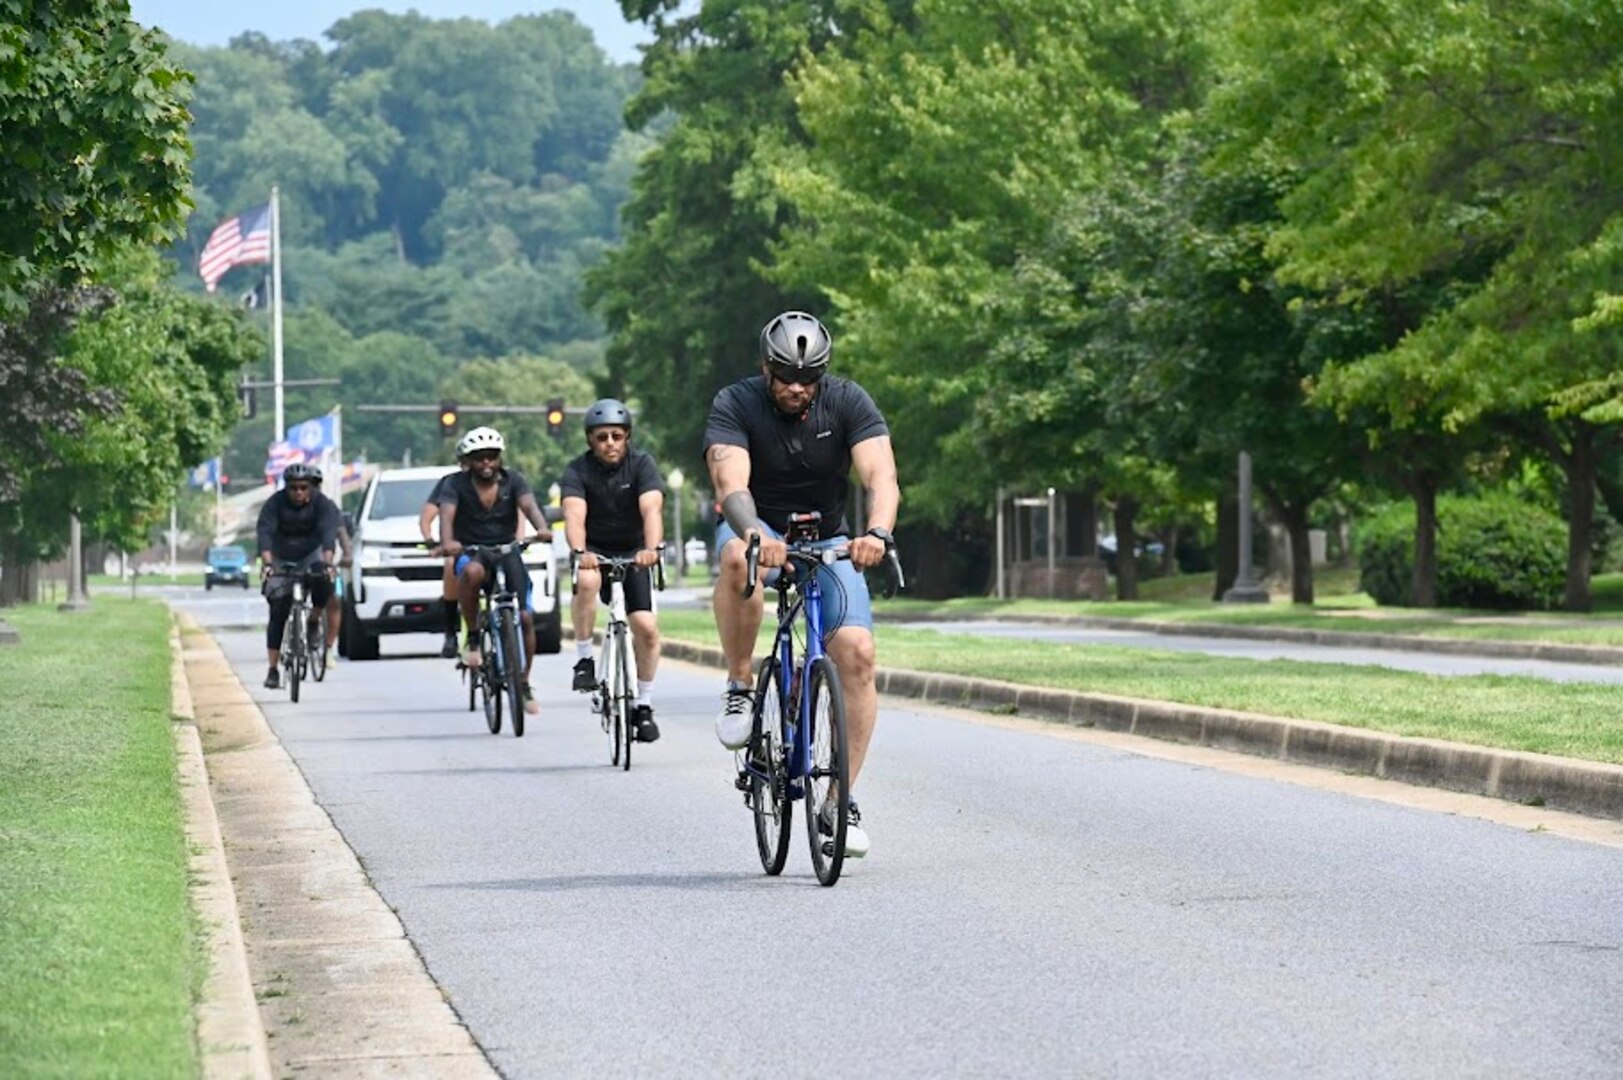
[822, 841, 836, 858]
[734, 772, 751, 793]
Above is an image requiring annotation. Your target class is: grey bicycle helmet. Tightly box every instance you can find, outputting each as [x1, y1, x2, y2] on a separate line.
[284, 462, 320, 483]
[583, 398, 632, 432]
[760, 311, 832, 372]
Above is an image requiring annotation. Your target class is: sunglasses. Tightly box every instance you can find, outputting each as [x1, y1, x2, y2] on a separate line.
[467, 450, 501, 462]
[591, 430, 628, 444]
[767, 362, 825, 387]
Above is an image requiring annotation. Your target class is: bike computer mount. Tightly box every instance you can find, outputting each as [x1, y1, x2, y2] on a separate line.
[786, 512, 822, 543]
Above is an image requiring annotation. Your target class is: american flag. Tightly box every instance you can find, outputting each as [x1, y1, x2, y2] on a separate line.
[198, 203, 271, 293]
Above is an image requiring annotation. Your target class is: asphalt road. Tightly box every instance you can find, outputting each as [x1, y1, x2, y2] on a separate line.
[174, 589, 1623, 1079]
[891, 619, 1623, 684]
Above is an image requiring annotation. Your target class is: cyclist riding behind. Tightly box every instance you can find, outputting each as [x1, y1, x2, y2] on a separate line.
[704, 311, 899, 858]
[256, 461, 340, 689]
[310, 466, 351, 668]
[561, 399, 666, 744]
[435, 426, 553, 716]
[419, 463, 467, 658]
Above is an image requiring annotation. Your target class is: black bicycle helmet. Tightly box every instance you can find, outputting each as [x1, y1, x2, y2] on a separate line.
[760, 311, 832, 372]
[583, 398, 632, 432]
[284, 462, 320, 483]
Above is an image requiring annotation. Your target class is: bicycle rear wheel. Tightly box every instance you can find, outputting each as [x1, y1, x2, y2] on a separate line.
[499, 608, 526, 738]
[750, 657, 791, 875]
[285, 612, 303, 704]
[804, 657, 848, 886]
[309, 617, 328, 682]
[480, 621, 502, 735]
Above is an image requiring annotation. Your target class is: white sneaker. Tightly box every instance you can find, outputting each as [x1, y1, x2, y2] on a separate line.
[715, 688, 753, 750]
[820, 799, 870, 859]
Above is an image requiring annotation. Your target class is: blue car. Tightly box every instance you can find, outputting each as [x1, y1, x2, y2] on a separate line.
[205, 545, 251, 590]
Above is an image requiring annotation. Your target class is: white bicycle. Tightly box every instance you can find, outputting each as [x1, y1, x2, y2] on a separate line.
[572, 549, 665, 770]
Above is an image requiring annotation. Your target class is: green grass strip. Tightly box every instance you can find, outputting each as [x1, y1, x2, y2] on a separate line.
[0, 599, 198, 1076]
[875, 571, 1623, 648]
[659, 609, 1623, 765]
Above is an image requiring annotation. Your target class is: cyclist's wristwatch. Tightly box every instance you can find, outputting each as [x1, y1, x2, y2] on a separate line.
[865, 526, 895, 547]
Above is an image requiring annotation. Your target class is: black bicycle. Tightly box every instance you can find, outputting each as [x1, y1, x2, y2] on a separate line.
[736, 513, 903, 885]
[571, 549, 665, 770]
[269, 561, 331, 704]
[456, 540, 533, 737]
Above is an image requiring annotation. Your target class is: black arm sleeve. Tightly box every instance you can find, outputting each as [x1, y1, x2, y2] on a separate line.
[256, 494, 279, 555]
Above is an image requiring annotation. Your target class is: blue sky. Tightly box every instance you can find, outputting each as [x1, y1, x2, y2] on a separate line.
[128, 1, 651, 64]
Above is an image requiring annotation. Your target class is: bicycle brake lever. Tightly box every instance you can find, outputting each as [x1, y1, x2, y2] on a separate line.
[743, 533, 761, 599]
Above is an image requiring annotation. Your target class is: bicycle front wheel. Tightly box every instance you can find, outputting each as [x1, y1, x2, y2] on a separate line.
[804, 657, 849, 886]
[615, 625, 634, 772]
[285, 612, 304, 704]
[499, 609, 526, 738]
[750, 657, 791, 875]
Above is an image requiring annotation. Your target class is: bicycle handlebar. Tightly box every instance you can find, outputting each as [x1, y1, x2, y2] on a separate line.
[740, 535, 905, 600]
[570, 542, 668, 593]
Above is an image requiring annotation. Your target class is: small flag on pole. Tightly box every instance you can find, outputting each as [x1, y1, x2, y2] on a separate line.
[199, 204, 272, 293]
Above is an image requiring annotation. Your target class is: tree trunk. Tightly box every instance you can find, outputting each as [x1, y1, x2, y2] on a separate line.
[1160, 525, 1178, 577]
[1408, 471, 1439, 608]
[1561, 424, 1598, 612]
[1286, 509, 1314, 605]
[1113, 497, 1139, 601]
[0, 536, 39, 607]
[1065, 486, 1099, 557]
[1213, 491, 1238, 600]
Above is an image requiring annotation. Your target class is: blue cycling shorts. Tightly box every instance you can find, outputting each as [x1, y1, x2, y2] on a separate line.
[715, 520, 873, 638]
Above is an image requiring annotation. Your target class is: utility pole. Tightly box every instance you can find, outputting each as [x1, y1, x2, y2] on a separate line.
[1223, 451, 1270, 603]
[59, 513, 89, 612]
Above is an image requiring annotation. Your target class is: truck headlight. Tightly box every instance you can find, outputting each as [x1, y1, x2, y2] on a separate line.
[359, 547, 382, 569]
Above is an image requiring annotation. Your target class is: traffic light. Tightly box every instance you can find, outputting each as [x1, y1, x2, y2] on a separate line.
[438, 401, 459, 438]
[545, 397, 566, 438]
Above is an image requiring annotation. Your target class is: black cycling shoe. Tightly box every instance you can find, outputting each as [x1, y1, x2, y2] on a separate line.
[439, 632, 459, 659]
[264, 668, 281, 690]
[571, 657, 596, 692]
[632, 704, 660, 743]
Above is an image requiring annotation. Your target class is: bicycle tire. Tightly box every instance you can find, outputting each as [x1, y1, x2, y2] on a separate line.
[804, 657, 849, 886]
[286, 611, 303, 704]
[481, 621, 502, 735]
[750, 657, 791, 875]
[499, 608, 525, 738]
[615, 624, 634, 771]
[467, 661, 477, 712]
[600, 627, 620, 765]
[309, 617, 327, 682]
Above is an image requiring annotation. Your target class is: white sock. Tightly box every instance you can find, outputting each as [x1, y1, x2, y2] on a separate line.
[576, 641, 593, 659]
[636, 681, 653, 707]
[727, 679, 749, 693]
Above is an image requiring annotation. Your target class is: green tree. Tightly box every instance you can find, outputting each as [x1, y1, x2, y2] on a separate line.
[1211, 0, 1623, 608]
[435, 356, 595, 484]
[0, 0, 193, 312]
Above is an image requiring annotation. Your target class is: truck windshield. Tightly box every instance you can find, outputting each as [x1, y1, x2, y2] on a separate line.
[367, 476, 447, 519]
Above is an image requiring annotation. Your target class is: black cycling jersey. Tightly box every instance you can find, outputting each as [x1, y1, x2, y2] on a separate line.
[438, 468, 535, 548]
[256, 490, 341, 562]
[424, 471, 460, 508]
[559, 448, 664, 552]
[703, 374, 889, 535]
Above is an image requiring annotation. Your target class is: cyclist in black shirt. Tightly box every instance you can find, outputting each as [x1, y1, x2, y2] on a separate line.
[560, 399, 666, 743]
[703, 311, 899, 859]
[255, 461, 340, 689]
[435, 426, 554, 717]
[419, 465, 466, 658]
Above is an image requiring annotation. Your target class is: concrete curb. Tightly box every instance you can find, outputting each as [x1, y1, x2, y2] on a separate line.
[875, 611, 1623, 667]
[175, 613, 498, 1077]
[661, 638, 1623, 821]
[169, 621, 274, 1080]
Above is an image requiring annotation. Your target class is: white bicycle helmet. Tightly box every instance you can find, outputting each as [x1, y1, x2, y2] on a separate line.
[456, 426, 505, 456]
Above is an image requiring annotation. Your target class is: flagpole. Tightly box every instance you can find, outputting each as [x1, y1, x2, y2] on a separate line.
[271, 185, 285, 441]
[331, 406, 343, 506]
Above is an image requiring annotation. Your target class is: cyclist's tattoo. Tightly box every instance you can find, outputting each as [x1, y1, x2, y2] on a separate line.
[721, 490, 762, 537]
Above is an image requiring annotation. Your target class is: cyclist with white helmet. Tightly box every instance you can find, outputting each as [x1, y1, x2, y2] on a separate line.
[561, 398, 666, 743]
[435, 426, 554, 716]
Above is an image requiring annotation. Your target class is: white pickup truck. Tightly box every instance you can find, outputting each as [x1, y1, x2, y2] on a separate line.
[339, 465, 562, 660]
